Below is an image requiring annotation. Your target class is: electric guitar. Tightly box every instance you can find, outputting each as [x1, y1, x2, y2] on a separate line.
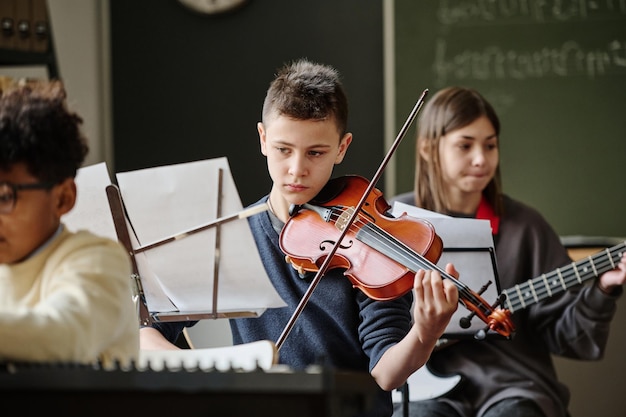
[392, 240, 626, 403]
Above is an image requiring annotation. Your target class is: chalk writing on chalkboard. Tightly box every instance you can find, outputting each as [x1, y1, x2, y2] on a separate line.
[433, 39, 626, 84]
[430, 1, 626, 84]
[437, 0, 626, 24]
[394, 0, 626, 237]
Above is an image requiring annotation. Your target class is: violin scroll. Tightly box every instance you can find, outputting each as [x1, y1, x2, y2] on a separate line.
[487, 307, 515, 338]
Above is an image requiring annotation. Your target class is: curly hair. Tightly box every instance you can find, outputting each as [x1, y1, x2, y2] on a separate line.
[0, 80, 88, 183]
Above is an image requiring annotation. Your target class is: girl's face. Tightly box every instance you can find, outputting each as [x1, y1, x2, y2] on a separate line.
[437, 115, 499, 200]
[258, 114, 352, 221]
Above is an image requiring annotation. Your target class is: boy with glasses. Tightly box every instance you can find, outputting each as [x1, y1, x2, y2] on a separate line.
[0, 80, 138, 366]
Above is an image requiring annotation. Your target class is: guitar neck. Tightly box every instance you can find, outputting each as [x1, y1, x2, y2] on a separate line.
[502, 241, 626, 313]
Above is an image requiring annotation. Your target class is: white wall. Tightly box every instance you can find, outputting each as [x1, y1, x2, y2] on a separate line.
[47, 0, 112, 168]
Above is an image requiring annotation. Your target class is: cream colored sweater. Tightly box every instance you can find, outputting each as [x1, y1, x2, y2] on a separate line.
[0, 226, 139, 366]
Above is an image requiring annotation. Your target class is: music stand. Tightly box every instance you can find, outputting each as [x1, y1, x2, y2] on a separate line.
[391, 202, 502, 340]
[107, 158, 286, 326]
[63, 158, 285, 326]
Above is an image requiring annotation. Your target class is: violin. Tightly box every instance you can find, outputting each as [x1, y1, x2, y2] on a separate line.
[279, 175, 515, 339]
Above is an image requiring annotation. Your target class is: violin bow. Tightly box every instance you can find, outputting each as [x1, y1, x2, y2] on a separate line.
[276, 89, 430, 351]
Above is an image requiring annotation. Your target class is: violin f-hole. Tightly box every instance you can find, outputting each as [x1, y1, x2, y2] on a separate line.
[320, 239, 354, 251]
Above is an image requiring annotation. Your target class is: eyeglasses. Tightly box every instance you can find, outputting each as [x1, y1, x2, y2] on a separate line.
[0, 181, 55, 214]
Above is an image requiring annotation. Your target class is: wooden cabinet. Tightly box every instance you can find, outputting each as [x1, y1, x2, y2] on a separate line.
[0, 0, 57, 79]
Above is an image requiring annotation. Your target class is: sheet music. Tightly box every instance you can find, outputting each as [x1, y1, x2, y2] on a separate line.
[391, 201, 494, 248]
[62, 162, 118, 241]
[116, 158, 286, 315]
[391, 202, 500, 338]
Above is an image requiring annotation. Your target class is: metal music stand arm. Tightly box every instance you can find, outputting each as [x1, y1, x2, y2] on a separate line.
[106, 184, 152, 326]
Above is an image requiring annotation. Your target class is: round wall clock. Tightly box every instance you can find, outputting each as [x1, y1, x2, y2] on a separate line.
[177, 0, 248, 15]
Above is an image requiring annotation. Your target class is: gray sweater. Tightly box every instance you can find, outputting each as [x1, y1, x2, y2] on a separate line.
[392, 192, 621, 417]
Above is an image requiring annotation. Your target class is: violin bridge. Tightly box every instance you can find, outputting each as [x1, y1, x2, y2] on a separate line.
[336, 207, 355, 232]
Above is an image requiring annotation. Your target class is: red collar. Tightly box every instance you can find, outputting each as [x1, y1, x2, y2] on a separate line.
[476, 196, 500, 235]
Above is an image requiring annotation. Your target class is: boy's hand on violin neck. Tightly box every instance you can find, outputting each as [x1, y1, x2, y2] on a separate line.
[412, 268, 459, 345]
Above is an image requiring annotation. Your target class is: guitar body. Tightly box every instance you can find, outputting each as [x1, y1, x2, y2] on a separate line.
[391, 364, 463, 403]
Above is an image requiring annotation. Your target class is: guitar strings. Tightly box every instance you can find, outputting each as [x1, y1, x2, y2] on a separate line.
[504, 243, 626, 312]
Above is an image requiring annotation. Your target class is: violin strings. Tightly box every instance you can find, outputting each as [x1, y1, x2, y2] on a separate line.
[325, 206, 489, 310]
[359, 217, 488, 308]
[328, 208, 464, 284]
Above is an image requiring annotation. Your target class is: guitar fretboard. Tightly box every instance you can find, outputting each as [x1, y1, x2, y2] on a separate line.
[503, 241, 626, 313]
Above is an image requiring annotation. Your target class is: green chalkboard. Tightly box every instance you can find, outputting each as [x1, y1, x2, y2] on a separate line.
[393, 1, 626, 237]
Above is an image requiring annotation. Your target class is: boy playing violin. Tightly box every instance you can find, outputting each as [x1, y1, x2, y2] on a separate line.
[139, 58, 459, 416]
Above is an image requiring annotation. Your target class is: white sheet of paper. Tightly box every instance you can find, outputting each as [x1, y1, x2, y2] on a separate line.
[62, 162, 118, 241]
[392, 201, 494, 248]
[391, 201, 500, 338]
[115, 157, 286, 315]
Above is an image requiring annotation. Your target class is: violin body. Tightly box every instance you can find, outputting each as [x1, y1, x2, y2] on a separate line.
[279, 175, 444, 301]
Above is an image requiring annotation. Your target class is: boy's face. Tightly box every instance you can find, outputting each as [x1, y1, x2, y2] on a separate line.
[0, 163, 76, 264]
[259, 114, 352, 209]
